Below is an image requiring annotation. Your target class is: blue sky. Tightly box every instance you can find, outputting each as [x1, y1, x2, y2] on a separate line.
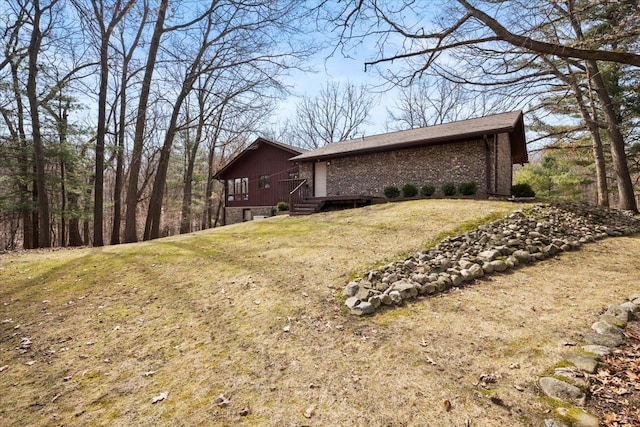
[271, 46, 396, 138]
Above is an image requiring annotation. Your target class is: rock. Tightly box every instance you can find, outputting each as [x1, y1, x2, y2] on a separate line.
[555, 408, 599, 427]
[468, 263, 484, 278]
[421, 284, 437, 295]
[343, 282, 359, 297]
[355, 287, 372, 301]
[490, 260, 508, 272]
[598, 314, 626, 329]
[604, 304, 630, 322]
[411, 273, 429, 285]
[539, 377, 586, 406]
[512, 250, 532, 263]
[544, 419, 569, 427]
[374, 281, 389, 292]
[391, 280, 418, 299]
[450, 274, 463, 287]
[382, 273, 398, 284]
[344, 297, 361, 310]
[545, 244, 561, 256]
[553, 368, 587, 387]
[351, 301, 375, 316]
[591, 320, 624, 337]
[620, 301, 639, 319]
[389, 290, 402, 305]
[368, 295, 381, 309]
[582, 345, 611, 356]
[458, 259, 474, 269]
[584, 331, 624, 347]
[460, 269, 474, 282]
[630, 293, 640, 305]
[564, 353, 600, 374]
[481, 262, 494, 274]
[380, 294, 393, 306]
[404, 260, 417, 270]
[478, 249, 501, 261]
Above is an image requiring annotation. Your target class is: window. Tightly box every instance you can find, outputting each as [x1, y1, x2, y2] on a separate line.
[258, 175, 271, 189]
[227, 177, 248, 201]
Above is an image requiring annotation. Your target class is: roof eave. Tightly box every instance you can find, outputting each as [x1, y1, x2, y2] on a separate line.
[291, 126, 518, 162]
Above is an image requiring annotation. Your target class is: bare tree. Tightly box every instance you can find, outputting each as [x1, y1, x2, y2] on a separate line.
[123, 0, 168, 243]
[387, 77, 511, 130]
[110, 0, 148, 245]
[291, 81, 375, 148]
[71, 0, 135, 247]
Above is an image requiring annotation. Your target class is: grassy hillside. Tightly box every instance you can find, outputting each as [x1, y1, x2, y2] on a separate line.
[1, 200, 639, 426]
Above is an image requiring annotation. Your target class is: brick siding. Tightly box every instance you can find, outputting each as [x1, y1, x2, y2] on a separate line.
[298, 135, 513, 198]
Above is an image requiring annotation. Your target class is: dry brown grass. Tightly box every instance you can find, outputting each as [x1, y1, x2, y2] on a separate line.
[1, 199, 638, 426]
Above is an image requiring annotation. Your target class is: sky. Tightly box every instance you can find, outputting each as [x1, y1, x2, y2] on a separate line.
[270, 45, 398, 139]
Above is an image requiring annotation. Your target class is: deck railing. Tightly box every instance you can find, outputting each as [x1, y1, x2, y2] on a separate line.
[288, 179, 308, 210]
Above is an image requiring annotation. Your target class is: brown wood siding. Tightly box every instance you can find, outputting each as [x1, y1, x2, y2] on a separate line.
[216, 141, 299, 207]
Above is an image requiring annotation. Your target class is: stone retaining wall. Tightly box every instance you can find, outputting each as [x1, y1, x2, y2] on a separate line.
[344, 202, 640, 316]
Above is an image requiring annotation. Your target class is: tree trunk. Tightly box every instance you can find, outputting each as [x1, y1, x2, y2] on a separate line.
[110, 51, 129, 245]
[202, 143, 216, 230]
[27, 1, 51, 248]
[585, 60, 637, 212]
[9, 53, 35, 248]
[67, 189, 83, 246]
[145, 77, 195, 240]
[93, 34, 110, 247]
[561, 61, 609, 207]
[59, 109, 67, 247]
[180, 100, 205, 234]
[124, 0, 168, 243]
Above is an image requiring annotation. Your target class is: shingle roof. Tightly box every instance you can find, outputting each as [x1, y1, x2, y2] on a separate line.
[290, 110, 527, 164]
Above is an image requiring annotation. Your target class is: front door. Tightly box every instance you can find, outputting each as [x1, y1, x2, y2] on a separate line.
[314, 161, 327, 197]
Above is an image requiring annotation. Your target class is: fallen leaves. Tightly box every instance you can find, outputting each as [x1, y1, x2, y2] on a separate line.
[587, 320, 640, 426]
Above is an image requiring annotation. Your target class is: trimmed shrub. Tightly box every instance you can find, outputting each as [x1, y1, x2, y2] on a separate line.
[420, 184, 435, 197]
[457, 181, 477, 196]
[441, 182, 456, 196]
[383, 185, 400, 198]
[276, 201, 289, 211]
[402, 183, 419, 198]
[511, 183, 536, 198]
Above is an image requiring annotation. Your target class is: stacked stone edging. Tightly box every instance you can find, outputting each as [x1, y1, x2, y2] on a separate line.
[541, 295, 640, 427]
[343, 201, 640, 316]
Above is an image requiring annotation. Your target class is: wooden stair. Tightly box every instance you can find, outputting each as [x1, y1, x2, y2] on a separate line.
[290, 198, 325, 216]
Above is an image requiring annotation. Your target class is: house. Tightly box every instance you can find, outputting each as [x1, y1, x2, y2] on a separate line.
[213, 137, 305, 225]
[288, 110, 528, 211]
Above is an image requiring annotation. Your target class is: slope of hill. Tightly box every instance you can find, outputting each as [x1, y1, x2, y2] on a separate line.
[1, 200, 639, 426]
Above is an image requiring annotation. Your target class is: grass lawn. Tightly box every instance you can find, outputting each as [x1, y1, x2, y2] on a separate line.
[1, 199, 638, 426]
